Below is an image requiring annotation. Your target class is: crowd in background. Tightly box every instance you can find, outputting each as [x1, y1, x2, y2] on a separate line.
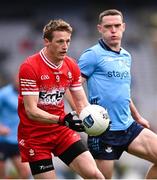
[0, 0, 157, 178]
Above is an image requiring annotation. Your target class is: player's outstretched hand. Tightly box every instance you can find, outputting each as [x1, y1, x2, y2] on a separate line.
[59, 111, 85, 132]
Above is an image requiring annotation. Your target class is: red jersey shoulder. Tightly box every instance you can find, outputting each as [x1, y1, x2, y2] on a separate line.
[64, 56, 80, 72]
[22, 53, 41, 66]
[20, 52, 45, 75]
[64, 56, 77, 64]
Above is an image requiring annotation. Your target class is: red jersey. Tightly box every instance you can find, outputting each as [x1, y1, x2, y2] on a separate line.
[18, 48, 82, 138]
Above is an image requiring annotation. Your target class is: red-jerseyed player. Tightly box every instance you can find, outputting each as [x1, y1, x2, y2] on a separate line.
[17, 19, 105, 179]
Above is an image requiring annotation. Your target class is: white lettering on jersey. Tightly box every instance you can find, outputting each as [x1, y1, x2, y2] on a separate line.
[39, 89, 65, 105]
[41, 75, 50, 80]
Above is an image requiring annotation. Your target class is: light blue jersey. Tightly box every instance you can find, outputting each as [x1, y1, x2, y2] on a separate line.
[0, 84, 18, 143]
[78, 39, 134, 130]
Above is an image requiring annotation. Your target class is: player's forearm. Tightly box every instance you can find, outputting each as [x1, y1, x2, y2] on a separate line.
[70, 88, 89, 114]
[75, 101, 89, 114]
[25, 106, 59, 124]
[130, 99, 141, 121]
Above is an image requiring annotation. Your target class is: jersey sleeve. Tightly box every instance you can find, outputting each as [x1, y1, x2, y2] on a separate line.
[69, 61, 82, 91]
[78, 49, 97, 78]
[19, 62, 39, 96]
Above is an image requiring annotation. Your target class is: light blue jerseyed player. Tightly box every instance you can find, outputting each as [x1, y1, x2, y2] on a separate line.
[79, 38, 133, 131]
[77, 9, 157, 179]
[0, 76, 30, 178]
[0, 84, 19, 143]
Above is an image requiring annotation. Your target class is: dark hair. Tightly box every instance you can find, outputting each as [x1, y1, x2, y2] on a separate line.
[43, 19, 72, 41]
[98, 9, 123, 24]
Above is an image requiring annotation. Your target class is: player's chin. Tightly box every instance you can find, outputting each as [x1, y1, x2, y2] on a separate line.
[110, 40, 120, 47]
[58, 56, 65, 61]
[59, 54, 66, 59]
[110, 38, 118, 42]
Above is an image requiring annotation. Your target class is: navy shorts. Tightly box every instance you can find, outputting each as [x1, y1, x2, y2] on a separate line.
[88, 121, 144, 160]
[0, 142, 20, 161]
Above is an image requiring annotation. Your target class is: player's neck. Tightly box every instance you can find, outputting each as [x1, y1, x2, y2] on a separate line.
[43, 48, 62, 66]
[110, 46, 120, 52]
[100, 39, 121, 53]
[106, 42, 121, 52]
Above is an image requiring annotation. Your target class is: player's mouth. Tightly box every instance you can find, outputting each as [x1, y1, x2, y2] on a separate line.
[111, 36, 118, 40]
[60, 51, 67, 55]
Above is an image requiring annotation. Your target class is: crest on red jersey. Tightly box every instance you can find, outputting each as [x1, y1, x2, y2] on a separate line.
[67, 71, 72, 79]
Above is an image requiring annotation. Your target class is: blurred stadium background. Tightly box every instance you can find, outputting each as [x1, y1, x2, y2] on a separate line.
[1, 0, 157, 178]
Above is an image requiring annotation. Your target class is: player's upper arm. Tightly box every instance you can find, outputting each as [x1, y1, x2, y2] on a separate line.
[78, 50, 97, 77]
[23, 95, 39, 119]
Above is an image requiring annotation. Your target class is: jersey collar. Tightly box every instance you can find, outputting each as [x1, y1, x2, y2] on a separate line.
[98, 39, 121, 54]
[40, 48, 63, 69]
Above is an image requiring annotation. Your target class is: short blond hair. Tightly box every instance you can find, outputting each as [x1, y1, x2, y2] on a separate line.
[43, 19, 72, 40]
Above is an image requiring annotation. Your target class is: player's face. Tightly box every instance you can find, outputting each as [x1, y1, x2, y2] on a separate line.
[44, 31, 71, 63]
[97, 15, 125, 51]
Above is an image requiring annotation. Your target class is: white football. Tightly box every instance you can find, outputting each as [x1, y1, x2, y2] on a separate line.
[79, 104, 110, 136]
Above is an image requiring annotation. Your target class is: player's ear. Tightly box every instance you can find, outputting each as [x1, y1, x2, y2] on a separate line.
[97, 24, 102, 33]
[122, 22, 126, 32]
[43, 38, 51, 46]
